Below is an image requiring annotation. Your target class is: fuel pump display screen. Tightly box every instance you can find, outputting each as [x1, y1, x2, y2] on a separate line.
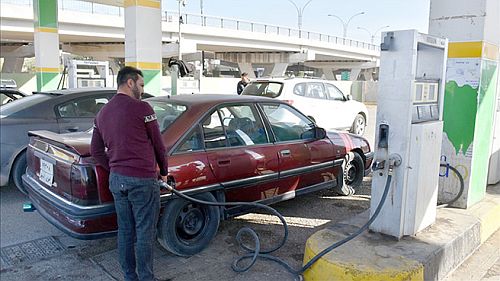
[412, 81, 439, 123]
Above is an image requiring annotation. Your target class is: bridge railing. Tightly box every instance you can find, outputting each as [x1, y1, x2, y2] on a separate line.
[164, 11, 379, 51]
[2, 0, 379, 51]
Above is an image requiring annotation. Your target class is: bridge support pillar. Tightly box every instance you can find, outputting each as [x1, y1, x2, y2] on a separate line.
[1, 57, 25, 73]
[430, 0, 500, 207]
[321, 68, 336, 80]
[33, 0, 60, 91]
[124, 0, 162, 95]
[349, 68, 361, 81]
[238, 63, 255, 78]
[270, 63, 288, 77]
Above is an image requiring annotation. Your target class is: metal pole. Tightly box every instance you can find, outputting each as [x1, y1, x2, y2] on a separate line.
[357, 25, 389, 44]
[328, 12, 364, 38]
[178, 0, 183, 60]
[286, 0, 314, 36]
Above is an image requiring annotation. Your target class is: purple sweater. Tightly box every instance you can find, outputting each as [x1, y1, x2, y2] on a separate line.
[91, 94, 168, 178]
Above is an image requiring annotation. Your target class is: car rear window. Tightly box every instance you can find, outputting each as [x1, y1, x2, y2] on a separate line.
[241, 81, 283, 98]
[147, 100, 187, 132]
[0, 94, 51, 117]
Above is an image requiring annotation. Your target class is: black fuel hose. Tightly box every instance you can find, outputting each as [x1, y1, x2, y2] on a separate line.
[160, 172, 393, 279]
[437, 163, 464, 208]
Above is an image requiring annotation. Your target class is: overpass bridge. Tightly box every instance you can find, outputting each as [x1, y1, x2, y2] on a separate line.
[1, 0, 380, 79]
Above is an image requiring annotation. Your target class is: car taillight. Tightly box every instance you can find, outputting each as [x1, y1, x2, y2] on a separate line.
[70, 164, 99, 205]
[95, 166, 113, 203]
[283, 100, 294, 105]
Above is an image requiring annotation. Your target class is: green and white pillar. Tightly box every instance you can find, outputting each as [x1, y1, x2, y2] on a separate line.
[430, 0, 500, 208]
[124, 0, 162, 95]
[33, 0, 60, 91]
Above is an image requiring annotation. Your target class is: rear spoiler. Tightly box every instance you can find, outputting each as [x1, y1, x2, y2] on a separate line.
[28, 130, 92, 156]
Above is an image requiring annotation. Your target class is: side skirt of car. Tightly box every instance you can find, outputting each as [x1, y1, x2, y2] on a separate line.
[224, 177, 339, 218]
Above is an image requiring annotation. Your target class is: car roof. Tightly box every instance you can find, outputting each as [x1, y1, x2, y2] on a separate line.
[249, 77, 331, 83]
[35, 87, 116, 96]
[147, 94, 275, 106]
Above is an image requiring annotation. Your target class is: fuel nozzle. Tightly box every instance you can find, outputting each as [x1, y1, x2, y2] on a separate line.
[158, 180, 174, 191]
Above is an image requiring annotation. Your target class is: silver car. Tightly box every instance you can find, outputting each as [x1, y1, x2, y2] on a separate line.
[0, 88, 119, 193]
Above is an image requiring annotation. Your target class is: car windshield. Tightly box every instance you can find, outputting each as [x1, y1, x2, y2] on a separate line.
[146, 100, 188, 132]
[241, 81, 283, 98]
[0, 94, 51, 117]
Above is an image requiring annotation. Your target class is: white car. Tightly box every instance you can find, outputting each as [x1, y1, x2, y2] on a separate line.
[241, 78, 368, 135]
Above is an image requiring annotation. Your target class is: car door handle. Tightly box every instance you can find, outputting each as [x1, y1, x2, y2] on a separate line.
[280, 149, 291, 157]
[217, 159, 231, 166]
[66, 127, 79, 132]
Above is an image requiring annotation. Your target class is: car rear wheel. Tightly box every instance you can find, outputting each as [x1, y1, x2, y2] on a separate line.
[350, 114, 366, 136]
[12, 151, 27, 195]
[157, 192, 220, 256]
[334, 152, 364, 196]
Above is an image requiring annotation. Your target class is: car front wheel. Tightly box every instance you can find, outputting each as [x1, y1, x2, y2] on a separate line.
[157, 192, 220, 256]
[334, 152, 365, 196]
[350, 114, 366, 136]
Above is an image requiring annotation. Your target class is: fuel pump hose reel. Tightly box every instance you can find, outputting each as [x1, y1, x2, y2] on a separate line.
[159, 162, 396, 280]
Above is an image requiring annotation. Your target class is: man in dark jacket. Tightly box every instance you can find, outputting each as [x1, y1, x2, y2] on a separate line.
[236, 72, 249, 95]
[91, 66, 168, 281]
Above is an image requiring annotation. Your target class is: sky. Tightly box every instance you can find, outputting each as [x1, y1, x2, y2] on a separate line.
[162, 0, 431, 44]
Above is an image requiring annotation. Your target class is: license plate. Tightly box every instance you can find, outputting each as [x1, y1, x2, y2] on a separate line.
[39, 158, 54, 186]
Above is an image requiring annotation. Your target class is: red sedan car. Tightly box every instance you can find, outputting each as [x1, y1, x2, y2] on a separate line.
[22, 94, 373, 256]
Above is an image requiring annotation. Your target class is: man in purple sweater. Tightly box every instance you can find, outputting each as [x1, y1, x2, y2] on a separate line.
[91, 66, 168, 281]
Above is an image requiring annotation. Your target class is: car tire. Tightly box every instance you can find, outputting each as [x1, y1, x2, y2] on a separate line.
[334, 152, 364, 196]
[350, 114, 366, 136]
[157, 192, 220, 256]
[12, 150, 28, 195]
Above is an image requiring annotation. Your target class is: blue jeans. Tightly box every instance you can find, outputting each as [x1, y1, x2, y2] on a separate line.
[109, 172, 160, 281]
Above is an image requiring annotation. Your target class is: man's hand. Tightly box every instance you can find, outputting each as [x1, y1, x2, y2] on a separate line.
[160, 175, 169, 183]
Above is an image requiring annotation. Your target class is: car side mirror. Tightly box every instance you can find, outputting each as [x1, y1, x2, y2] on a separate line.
[315, 127, 327, 139]
[301, 127, 326, 140]
[346, 94, 352, 100]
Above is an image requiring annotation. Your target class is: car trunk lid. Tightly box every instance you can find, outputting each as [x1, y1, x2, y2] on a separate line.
[26, 130, 111, 205]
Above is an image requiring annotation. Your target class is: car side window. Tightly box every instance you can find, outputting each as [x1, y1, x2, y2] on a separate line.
[202, 110, 227, 149]
[325, 83, 345, 101]
[176, 126, 204, 153]
[293, 83, 306, 96]
[221, 104, 269, 147]
[261, 103, 316, 142]
[305, 82, 328, 99]
[57, 96, 110, 118]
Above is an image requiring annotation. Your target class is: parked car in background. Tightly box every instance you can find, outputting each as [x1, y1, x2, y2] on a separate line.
[1, 79, 26, 105]
[241, 78, 368, 136]
[1, 88, 26, 105]
[0, 88, 155, 194]
[23, 94, 373, 257]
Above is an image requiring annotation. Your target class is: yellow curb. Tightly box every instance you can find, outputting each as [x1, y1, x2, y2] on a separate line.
[469, 195, 500, 243]
[303, 229, 424, 281]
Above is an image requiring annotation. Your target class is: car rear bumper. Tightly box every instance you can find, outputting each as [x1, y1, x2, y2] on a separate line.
[22, 173, 117, 240]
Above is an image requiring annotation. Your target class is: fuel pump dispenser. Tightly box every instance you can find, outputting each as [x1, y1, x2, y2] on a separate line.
[370, 30, 448, 238]
[67, 59, 109, 89]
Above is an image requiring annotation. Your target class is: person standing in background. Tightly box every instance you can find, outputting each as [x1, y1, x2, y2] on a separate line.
[91, 66, 168, 281]
[236, 72, 250, 95]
